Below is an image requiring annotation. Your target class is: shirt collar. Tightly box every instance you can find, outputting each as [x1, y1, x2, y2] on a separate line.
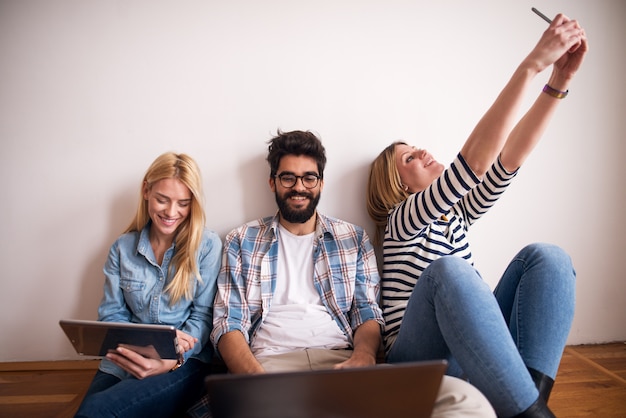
[136, 221, 176, 256]
[267, 211, 334, 241]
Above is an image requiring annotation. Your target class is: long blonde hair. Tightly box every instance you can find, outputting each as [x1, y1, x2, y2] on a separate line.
[125, 152, 206, 305]
[366, 141, 410, 245]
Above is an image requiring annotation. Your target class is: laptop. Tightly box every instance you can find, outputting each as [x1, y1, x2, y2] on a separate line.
[205, 359, 447, 418]
[59, 319, 179, 360]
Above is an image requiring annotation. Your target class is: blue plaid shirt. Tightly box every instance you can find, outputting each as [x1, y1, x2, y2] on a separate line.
[211, 212, 383, 352]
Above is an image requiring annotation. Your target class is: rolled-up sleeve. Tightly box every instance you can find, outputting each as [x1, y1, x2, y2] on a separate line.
[350, 228, 384, 330]
[211, 229, 251, 350]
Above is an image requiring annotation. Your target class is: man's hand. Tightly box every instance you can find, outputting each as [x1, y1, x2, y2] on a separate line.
[333, 350, 377, 369]
[333, 320, 381, 370]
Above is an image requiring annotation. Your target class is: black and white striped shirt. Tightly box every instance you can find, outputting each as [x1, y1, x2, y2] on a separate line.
[382, 153, 518, 351]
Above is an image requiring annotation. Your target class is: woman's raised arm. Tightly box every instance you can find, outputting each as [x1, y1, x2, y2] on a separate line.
[460, 13, 587, 177]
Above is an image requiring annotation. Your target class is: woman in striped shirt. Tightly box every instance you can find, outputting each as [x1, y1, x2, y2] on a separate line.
[367, 14, 587, 418]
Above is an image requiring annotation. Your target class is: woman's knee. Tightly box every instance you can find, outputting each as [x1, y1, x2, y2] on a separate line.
[420, 257, 494, 304]
[518, 243, 576, 282]
[520, 242, 572, 264]
[427, 256, 475, 277]
[425, 257, 484, 288]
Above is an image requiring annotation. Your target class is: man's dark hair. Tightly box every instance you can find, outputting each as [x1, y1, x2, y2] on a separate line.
[266, 130, 327, 178]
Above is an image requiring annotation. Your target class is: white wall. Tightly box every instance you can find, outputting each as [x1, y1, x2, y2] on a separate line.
[1, 0, 624, 362]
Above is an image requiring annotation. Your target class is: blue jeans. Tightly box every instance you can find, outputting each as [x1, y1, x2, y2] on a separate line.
[75, 358, 210, 418]
[386, 243, 575, 417]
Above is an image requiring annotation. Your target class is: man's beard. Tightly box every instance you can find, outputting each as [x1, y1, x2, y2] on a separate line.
[275, 190, 321, 224]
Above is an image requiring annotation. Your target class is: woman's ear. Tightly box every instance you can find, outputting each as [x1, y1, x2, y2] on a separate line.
[142, 181, 150, 200]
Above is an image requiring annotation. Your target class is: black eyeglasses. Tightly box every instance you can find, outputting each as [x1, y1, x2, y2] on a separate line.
[274, 173, 321, 189]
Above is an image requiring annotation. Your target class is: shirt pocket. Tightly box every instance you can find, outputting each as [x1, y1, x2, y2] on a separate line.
[330, 259, 357, 311]
[246, 273, 263, 312]
[119, 277, 147, 313]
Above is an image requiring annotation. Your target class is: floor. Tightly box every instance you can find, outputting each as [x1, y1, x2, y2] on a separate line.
[0, 360, 98, 417]
[548, 343, 626, 417]
[0, 343, 625, 417]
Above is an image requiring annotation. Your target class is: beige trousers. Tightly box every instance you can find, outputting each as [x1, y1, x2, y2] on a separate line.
[258, 349, 495, 418]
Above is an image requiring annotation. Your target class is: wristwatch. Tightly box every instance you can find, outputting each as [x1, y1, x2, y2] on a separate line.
[170, 356, 185, 372]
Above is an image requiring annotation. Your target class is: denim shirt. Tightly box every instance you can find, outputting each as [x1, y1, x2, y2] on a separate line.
[211, 212, 384, 351]
[97, 223, 222, 379]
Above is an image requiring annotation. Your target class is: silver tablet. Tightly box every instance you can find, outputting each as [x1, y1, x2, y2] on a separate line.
[59, 319, 179, 359]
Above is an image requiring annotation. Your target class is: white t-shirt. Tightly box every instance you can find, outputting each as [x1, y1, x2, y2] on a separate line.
[251, 224, 348, 357]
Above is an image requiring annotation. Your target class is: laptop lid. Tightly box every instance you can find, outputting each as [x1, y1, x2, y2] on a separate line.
[205, 360, 447, 418]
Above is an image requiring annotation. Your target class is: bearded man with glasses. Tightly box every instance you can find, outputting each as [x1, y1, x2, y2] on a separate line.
[202, 130, 494, 418]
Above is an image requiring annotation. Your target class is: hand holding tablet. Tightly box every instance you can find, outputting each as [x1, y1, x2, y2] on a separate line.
[59, 319, 181, 361]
